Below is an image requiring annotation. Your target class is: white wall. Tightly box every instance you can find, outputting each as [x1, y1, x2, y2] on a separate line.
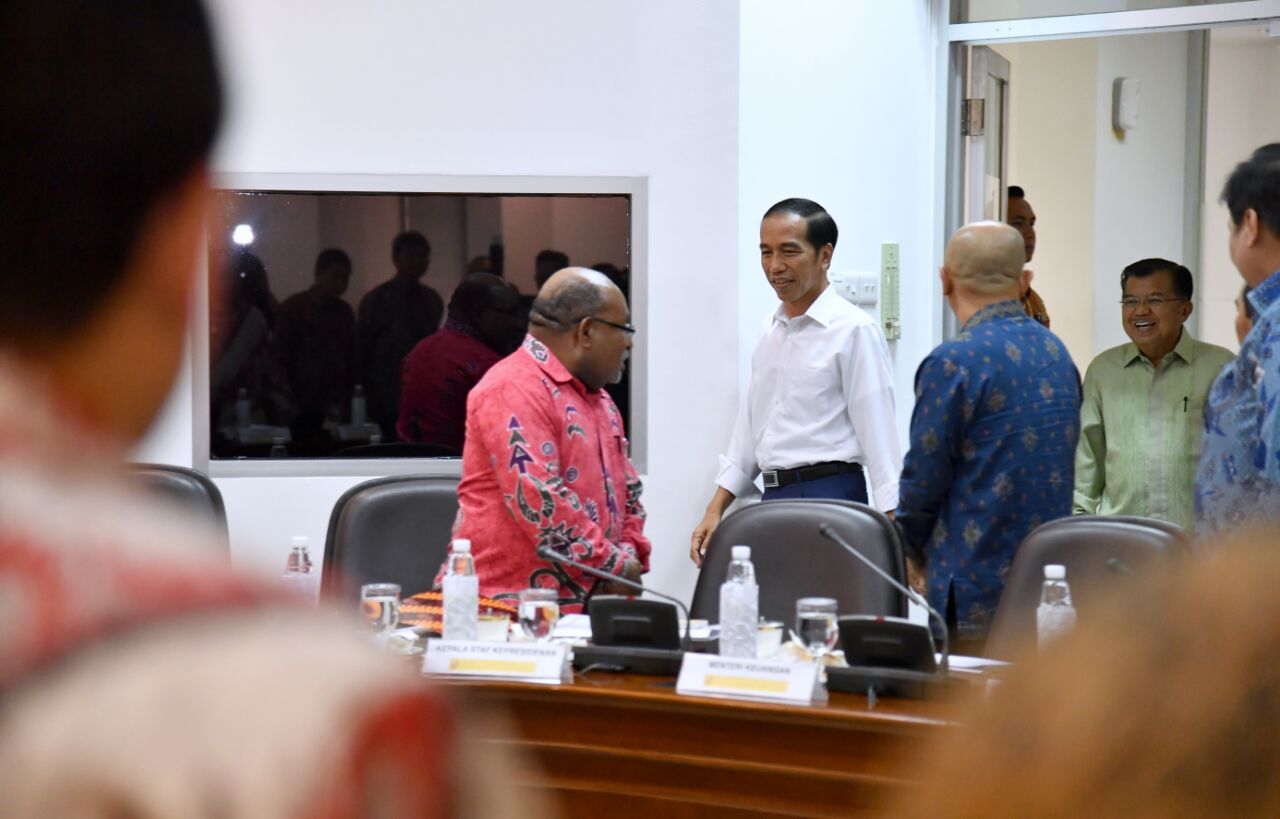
[993, 32, 1193, 368]
[1200, 27, 1280, 352]
[152, 0, 742, 604]
[1092, 32, 1193, 355]
[998, 39, 1098, 369]
[738, 0, 941, 467]
[139, 0, 941, 606]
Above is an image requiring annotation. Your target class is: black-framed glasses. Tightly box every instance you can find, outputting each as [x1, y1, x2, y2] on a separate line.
[531, 310, 636, 336]
[585, 315, 637, 336]
[1119, 296, 1187, 309]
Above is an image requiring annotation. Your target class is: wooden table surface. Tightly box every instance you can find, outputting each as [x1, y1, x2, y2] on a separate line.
[442, 670, 960, 818]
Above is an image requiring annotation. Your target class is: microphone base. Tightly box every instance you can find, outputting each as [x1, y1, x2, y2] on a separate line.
[572, 645, 685, 676]
[825, 665, 967, 700]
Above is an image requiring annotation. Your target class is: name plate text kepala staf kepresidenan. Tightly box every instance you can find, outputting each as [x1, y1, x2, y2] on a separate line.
[423, 640, 570, 684]
[676, 653, 825, 704]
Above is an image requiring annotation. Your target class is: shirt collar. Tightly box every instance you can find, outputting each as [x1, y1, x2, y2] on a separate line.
[960, 298, 1025, 332]
[521, 334, 580, 387]
[772, 283, 842, 328]
[1248, 268, 1280, 318]
[1121, 328, 1196, 368]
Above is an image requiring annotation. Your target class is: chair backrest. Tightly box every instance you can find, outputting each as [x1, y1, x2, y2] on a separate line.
[985, 515, 1191, 659]
[127, 463, 229, 556]
[690, 499, 908, 625]
[321, 474, 459, 603]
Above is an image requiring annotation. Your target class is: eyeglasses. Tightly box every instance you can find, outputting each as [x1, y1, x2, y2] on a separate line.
[531, 310, 636, 336]
[585, 316, 637, 336]
[1119, 296, 1187, 309]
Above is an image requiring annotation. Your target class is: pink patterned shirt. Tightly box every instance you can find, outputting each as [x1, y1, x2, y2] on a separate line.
[448, 335, 650, 613]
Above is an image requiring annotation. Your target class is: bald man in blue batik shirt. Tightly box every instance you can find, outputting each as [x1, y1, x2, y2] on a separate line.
[896, 222, 1081, 653]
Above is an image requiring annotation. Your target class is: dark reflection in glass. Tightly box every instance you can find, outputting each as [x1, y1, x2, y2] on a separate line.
[208, 191, 631, 460]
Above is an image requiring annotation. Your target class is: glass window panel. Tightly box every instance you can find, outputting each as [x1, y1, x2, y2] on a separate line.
[207, 191, 632, 460]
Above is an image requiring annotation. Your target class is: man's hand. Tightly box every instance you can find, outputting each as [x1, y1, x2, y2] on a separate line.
[690, 511, 721, 568]
[599, 558, 643, 596]
[906, 557, 927, 596]
[691, 488, 736, 567]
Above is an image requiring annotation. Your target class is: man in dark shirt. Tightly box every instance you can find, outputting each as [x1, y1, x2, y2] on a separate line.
[273, 248, 356, 435]
[397, 273, 524, 452]
[896, 221, 1080, 650]
[357, 230, 444, 437]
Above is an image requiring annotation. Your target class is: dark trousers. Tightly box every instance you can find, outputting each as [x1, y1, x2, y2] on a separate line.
[761, 469, 868, 503]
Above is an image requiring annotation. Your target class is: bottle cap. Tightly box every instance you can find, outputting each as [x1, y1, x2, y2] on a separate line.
[453, 539, 472, 553]
[1044, 563, 1066, 580]
[291, 535, 309, 548]
[731, 545, 751, 560]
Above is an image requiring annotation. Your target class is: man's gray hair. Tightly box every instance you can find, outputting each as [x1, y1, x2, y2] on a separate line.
[531, 279, 607, 328]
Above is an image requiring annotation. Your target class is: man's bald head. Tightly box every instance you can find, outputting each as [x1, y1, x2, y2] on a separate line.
[529, 267, 633, 391]
[531, 267, 620, 328]
[944, 222, 1026, 297]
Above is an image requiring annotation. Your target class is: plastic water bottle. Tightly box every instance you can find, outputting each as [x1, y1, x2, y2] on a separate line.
[282, 535, 318, 603]
[443, 539, 479, 641]
[718, 545, 759, 658]
[351, 384, 367, 426]
[1036, 563, 1077, 648]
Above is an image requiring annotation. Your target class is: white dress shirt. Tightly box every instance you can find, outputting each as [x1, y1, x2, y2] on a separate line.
[715, 285, 902, 511]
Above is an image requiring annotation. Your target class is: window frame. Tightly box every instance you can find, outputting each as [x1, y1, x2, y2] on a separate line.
[195, 172, 649, 478]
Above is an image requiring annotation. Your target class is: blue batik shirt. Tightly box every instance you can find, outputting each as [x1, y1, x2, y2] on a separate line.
[1195, 268, 1280, 540]
[896, 299, 1081, 638]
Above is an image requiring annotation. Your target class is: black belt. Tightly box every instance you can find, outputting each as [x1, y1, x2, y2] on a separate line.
[761, 461, 862, 489]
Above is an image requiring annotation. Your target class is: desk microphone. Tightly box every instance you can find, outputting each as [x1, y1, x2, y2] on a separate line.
[817, 523, 950, 675]
[535, 545, 692, 649]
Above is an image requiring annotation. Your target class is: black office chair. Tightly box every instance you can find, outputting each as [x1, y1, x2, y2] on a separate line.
[690, 499, 908, 625]
[321, 474, 460, 603]
[127, 463, 230, 556]
[985, 515, 1191, 660]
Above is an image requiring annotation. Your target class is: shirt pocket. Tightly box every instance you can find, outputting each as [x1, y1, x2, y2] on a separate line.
[787, 362, 837, 408]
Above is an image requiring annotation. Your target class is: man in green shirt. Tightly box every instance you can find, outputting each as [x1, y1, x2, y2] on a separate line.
[1074, 258, 1234, 530]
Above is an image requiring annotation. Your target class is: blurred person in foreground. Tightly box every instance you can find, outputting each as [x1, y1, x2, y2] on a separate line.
[442, 268, 649, 612]
[1196, 144, 1280, 538]
[895, 222, 1080, 653]
[1074, 259, 1233, 531]
[0, 2, 534, 816]
[893, 536, 1280, 818]
[397, 272, 526, 452]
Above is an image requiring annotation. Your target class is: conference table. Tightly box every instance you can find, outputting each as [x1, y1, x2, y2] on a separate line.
[440, 669, 961, 818]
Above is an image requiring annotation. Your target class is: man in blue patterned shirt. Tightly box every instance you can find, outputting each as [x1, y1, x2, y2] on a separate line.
[896, 222, 1081, 648]
[1196, 144, 1280, 539]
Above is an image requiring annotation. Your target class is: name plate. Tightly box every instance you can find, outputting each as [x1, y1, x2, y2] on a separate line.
[423, 639, 569, 684]
[676, 653, 825, 704]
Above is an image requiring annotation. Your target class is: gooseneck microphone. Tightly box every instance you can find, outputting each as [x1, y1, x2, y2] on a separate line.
[535, 545, 693, 649]
[817, 523, 950, 675]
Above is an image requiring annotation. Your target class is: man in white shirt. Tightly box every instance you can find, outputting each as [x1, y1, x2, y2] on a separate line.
[690, 198, 902, 565]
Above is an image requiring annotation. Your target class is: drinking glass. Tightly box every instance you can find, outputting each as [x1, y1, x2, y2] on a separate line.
[518, 588, 560, 642]
[360, 583, 401, 633]
[795, 597, 839, 659]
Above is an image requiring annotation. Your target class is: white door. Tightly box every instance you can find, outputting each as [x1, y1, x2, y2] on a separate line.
[965, 45, 1012, 224]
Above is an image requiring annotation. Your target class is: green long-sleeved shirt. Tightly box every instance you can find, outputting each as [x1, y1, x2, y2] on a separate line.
[1073, 330, 1234, 531]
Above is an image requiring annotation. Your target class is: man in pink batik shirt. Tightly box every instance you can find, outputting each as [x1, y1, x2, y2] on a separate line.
[443, 268, 649, 613]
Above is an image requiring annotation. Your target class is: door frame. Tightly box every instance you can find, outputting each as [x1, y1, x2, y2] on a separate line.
[937, 0, 1267, 342]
